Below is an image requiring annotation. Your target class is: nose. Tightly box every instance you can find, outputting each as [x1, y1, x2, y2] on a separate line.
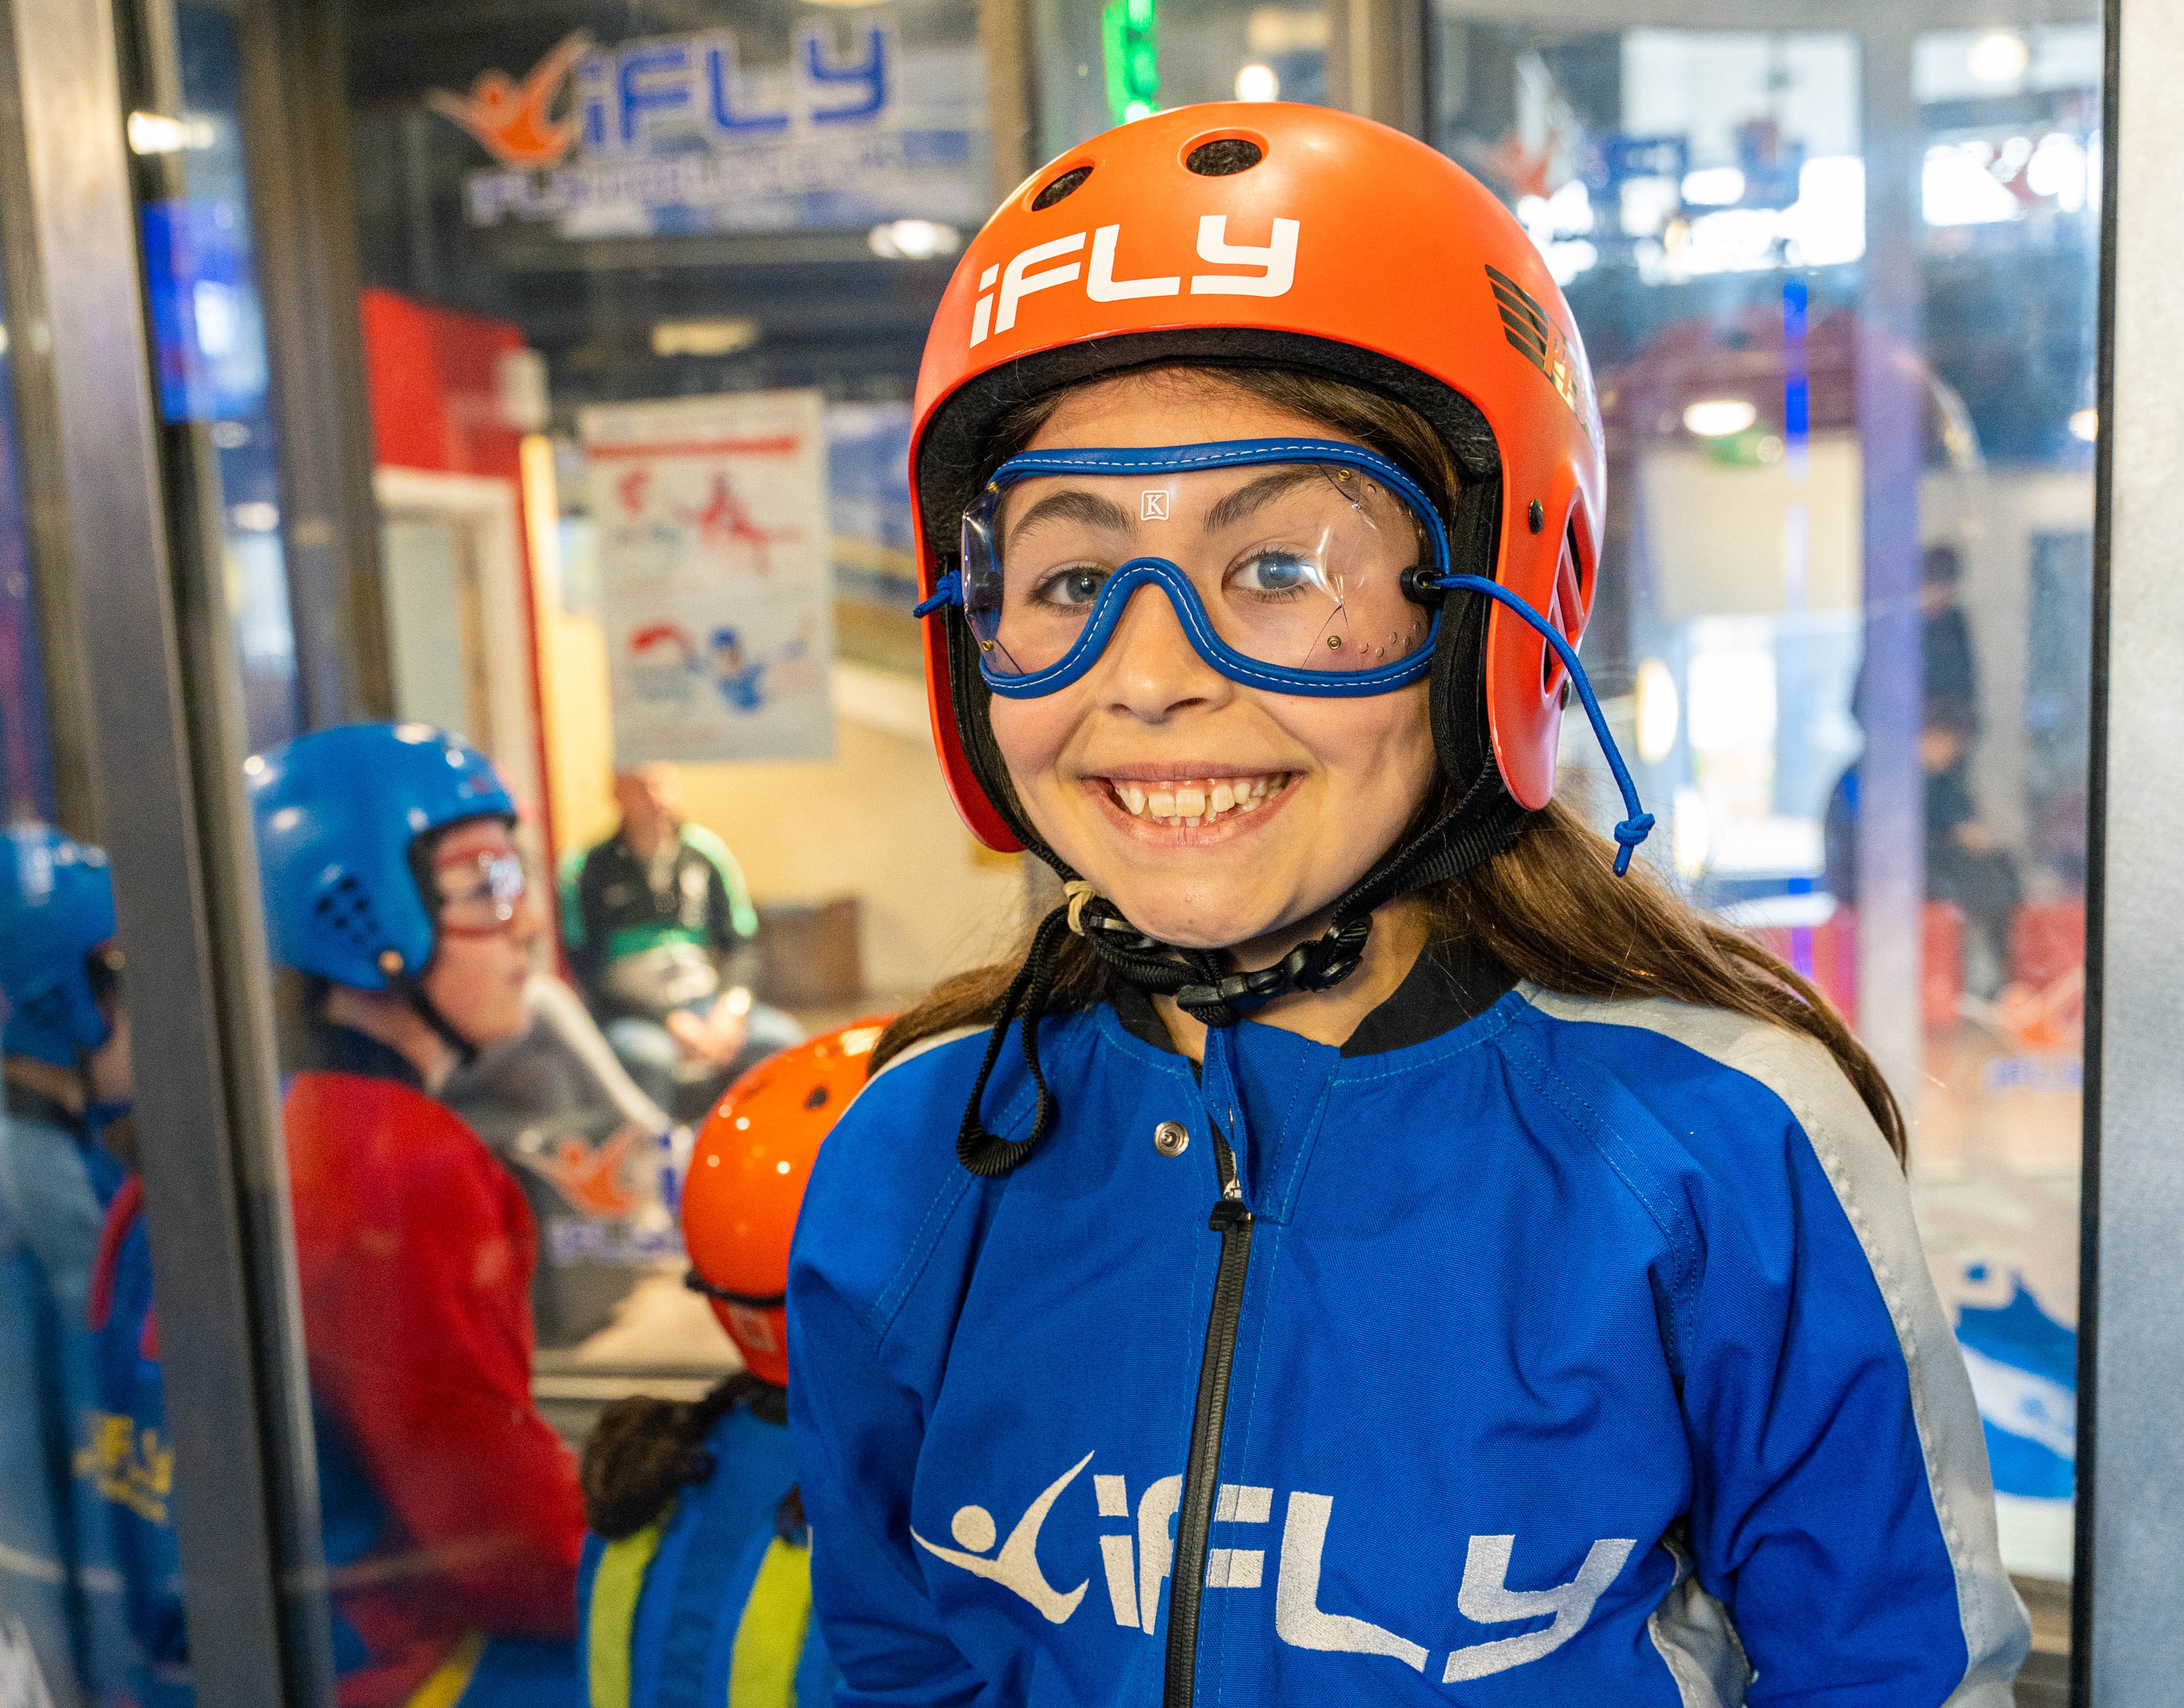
[1091, 582, 1231, 722]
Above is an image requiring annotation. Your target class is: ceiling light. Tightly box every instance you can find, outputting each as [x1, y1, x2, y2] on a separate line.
[650, 318, 759, 358]
[1683, 398, 1758, 438]
[1969, 31, 2030, 85]
[867, 219, 961, 261]
[1234, 63, 1280, 102]
[2069, 408, 2098, 443]
[127, 111, 214, 155]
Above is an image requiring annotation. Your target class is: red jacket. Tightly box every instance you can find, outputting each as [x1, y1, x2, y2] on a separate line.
[284, 1069, 583, 1707]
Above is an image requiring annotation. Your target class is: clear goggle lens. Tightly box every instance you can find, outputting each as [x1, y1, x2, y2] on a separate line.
[436, 848, 527, 935]
[961, 459, 1437, 681]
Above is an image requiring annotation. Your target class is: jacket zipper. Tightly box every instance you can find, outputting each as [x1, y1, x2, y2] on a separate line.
[1163, 1121, 1254, 1708]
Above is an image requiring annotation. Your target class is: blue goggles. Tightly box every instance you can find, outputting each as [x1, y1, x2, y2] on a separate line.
[916, 437, 1655, 871]
[928, 439, 1447, 699]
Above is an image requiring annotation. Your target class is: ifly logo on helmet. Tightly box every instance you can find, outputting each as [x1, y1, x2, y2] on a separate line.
[970, 216, 1302, 348]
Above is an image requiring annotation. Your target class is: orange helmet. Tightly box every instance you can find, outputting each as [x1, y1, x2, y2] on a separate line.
[909, 102, 1605, 848]
[682, 1016, 891, 1386]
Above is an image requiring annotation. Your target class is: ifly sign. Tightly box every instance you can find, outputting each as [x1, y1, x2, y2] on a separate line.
[441, 23, 983, 238]
[576, 28, 889, 153]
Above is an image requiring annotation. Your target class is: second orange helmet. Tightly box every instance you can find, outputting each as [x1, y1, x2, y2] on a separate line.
[682, 1016, 891, 1387]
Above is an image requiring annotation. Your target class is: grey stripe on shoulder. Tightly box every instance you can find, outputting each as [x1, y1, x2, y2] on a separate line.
[837, 1022, 990, 1125]
[867, 1023, 988, 1084]
[1518, 986, 2030, 1704]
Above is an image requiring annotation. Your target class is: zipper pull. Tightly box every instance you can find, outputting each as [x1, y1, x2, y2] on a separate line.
[1208, 1128, 1251, 1229]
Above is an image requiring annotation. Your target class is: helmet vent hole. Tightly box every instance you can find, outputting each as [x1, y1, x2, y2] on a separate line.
[1031, 166, 1092, 210]
[315, 873, 382, 957]
[1185, 138, 1262, 176]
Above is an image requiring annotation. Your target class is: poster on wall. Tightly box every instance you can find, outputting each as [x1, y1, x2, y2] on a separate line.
[582, 389, 834, 765]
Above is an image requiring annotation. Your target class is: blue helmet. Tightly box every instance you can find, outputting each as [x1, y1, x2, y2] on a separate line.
[0, 825, 119, 1066]
[246, 723, 516, 990]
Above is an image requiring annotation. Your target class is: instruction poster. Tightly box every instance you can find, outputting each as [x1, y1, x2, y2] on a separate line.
[582, 389, 835, 764]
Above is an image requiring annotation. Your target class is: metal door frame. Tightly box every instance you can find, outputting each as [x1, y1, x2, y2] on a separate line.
[2080, 0, 2184, 1698]
[0, 0, 325, 1701]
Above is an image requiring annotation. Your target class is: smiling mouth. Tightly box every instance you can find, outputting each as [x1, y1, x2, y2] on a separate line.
[1102, 773, 1293, 829]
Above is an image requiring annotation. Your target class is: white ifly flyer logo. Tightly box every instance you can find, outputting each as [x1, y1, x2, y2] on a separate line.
[969, 217, 1303, 348]
[914, 1453, 1635, 1681]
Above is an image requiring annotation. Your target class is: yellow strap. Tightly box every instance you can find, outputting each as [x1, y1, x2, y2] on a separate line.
[589, 1520, 667, 1708]
[727, 1539, 813, 1708]
[407, 1631, 486, 1708]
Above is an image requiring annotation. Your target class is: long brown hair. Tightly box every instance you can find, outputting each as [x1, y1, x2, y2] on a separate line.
[877, 366, 1906, 1164]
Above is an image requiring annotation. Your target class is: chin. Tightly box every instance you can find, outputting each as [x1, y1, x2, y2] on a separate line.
[1101, 886, 1292, 954]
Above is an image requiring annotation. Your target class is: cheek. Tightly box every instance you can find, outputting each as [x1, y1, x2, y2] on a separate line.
[1283, 688, 1435, 799]
[987, 697, 1081, 809]
[426, 940, 512, 1013]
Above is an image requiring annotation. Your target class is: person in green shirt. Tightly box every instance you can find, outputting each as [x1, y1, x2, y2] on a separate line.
[561, 766, 801, 1115]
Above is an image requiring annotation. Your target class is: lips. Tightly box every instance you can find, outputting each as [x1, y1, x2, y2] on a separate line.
[1101, 772, 1292, 829]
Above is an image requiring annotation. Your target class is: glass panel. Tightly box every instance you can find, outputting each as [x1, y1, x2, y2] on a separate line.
[0, 274, 152, 1704]
[1031, 0, 1328, 154]
[141, 2, 302, 754]
[127, 0, 1018, 1697]
[1434, 8, 2094, 1686]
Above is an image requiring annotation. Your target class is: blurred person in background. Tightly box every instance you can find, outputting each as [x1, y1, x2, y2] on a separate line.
[562, 765, 799, 1117]
[0, 824, 138, 1705]
[1826, 545, 2018, 994]
[250, 723, 585, 1708]
[573, 1020, 883, 1708]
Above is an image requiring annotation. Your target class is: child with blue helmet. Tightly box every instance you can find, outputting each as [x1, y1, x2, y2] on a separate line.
[247, 723, 586, 1708]
[0, 824, 140, 1706]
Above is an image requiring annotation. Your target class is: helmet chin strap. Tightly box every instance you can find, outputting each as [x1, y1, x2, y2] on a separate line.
[946, 573, 1653, 1181]
[400, 978, 482, 1072]
[953, 759, 1527, 1178]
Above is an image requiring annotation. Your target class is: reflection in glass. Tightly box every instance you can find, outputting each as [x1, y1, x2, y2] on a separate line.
[139, 3, 301, 753]
[1, 826, 151, 1707]
[1033, 0, 1328, 156]
[1435, 12, 2094, 1647]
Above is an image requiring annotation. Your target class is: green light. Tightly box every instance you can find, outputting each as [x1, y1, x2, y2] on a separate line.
[1102, 0, 1159, 126]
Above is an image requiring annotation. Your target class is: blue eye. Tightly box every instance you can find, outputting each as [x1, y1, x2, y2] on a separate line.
[1036, 567, 1106, 610]
[1235, 552, 1315, 595]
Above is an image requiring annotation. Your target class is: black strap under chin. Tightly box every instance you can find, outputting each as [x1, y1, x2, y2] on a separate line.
[403, 982, 482, 1070]
[950, 762, 1526, 1182]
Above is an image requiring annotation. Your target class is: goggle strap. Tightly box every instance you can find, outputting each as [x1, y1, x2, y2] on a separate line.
[1428, 574, 1655, 872]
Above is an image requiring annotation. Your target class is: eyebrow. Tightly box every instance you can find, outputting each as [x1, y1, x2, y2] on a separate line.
[1202, 467, 1344, 534]
[1004, 488, 1132, 550]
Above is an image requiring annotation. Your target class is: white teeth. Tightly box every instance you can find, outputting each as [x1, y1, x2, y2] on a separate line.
[1109, 773, 1289, 825]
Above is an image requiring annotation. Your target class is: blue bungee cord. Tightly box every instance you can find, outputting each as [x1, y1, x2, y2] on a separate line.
[1423, 572, 1654, 874]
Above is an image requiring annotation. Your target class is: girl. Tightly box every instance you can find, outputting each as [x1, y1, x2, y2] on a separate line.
[787, 104, 2028, 1706]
